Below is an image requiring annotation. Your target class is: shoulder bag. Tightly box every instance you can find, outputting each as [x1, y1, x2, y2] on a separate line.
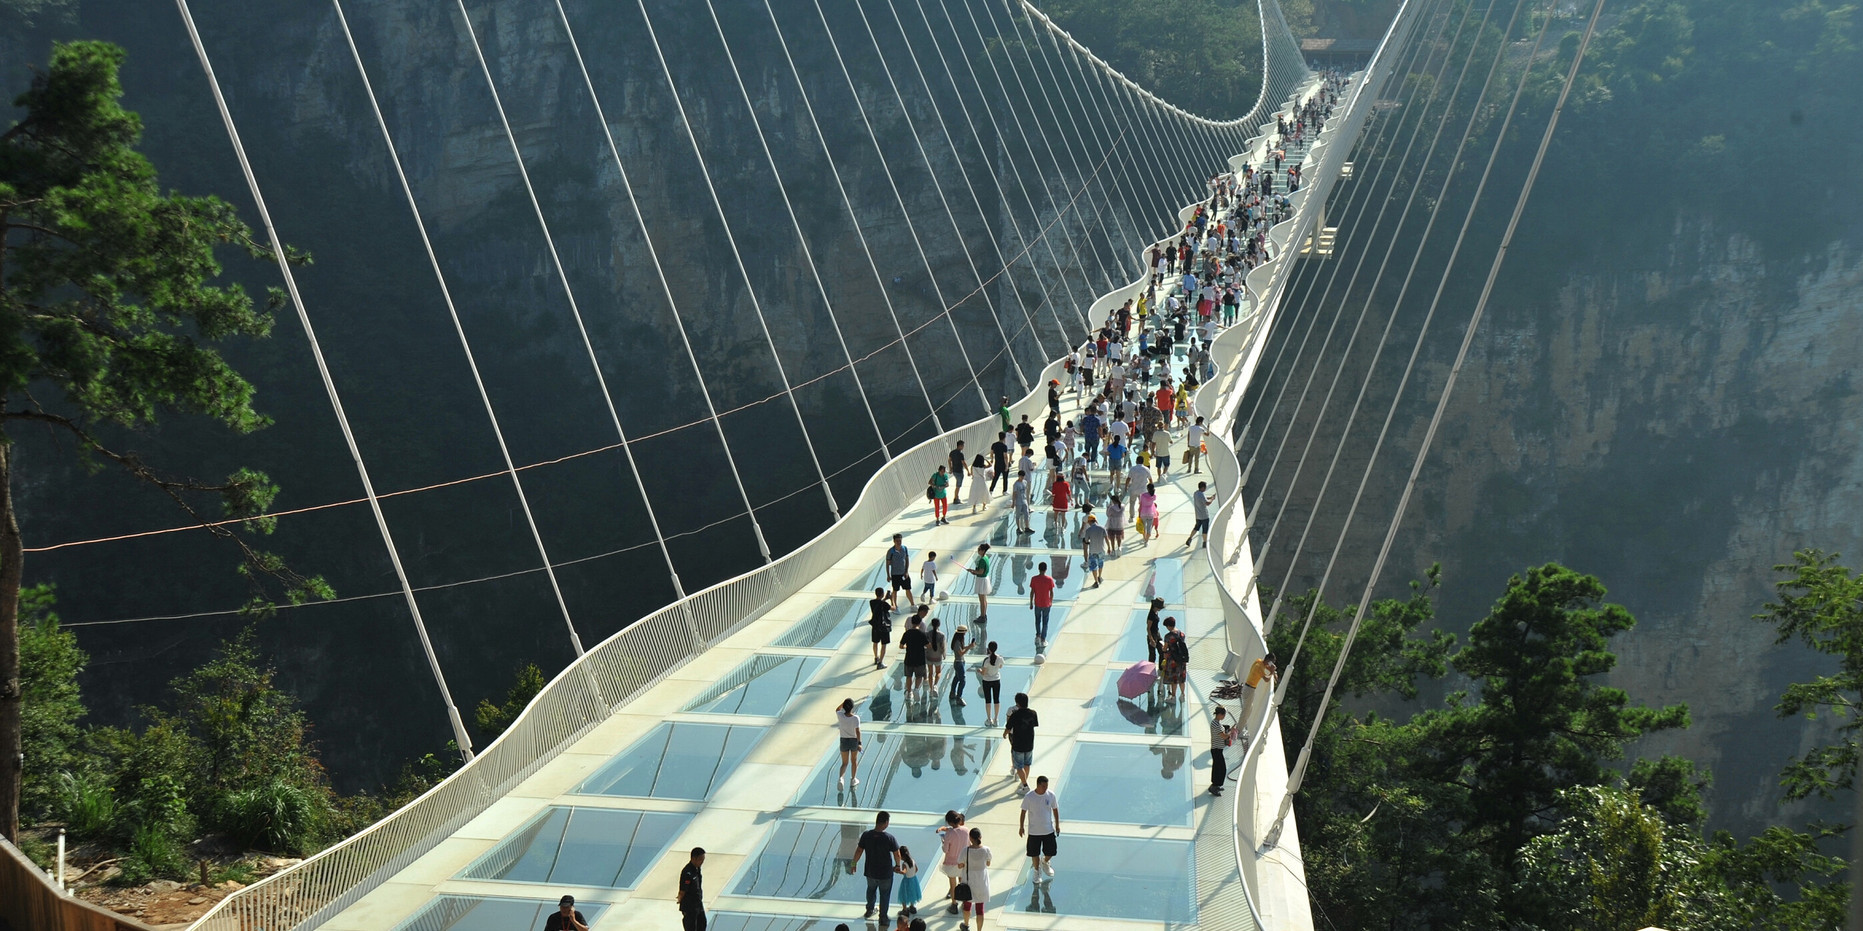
[953, 848, 973, 902]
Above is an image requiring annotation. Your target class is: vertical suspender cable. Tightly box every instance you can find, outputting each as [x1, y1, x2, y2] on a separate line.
[1029, 22, 1152, 275]
[689, 0, 894, 460]
[1263, 0, 1606, 848]
[173, 0, 477, 761]
[758, 0, 948, 437]
[627, 0, 843, 520]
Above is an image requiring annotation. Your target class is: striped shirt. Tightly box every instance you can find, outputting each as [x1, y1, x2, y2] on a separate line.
[1210, 717, 1232, 751]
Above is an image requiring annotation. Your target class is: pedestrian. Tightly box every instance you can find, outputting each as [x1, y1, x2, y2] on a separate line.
[901, 613, 929, 695]
[677, 848, 707, 931]
[1029, 561, 1055, 643]
[920, 551, 939, 605]
[928, 466, 950, 526]
[896, 846, 922, 918]
[976, 641, 1004, 725]
[869, 588, 892, 668]
[1186, 481, 1214, 548]
[1003, 692, 1039, 792]
[971, 453, 992, 514]
[1209, 707, 1234, 797]
[948, 624, 970, 706]
[957, 828, 992, 931]
[1105, 496, 1125, 554]
[1240, 652, 1277, 730]
[991, 432, 1012, 494]
[1160, 617, 1189, 703]
[1145, 597, 1165, 664]
[836, 697, 862, 787]
[927, 618, 947, 693]
[1049, 472, 1071, 524]
[886, 534, 912, 612]
[968, 544, 993, 620]
[998, 396, 1012, 433]
[1186, 417, 1206, 474]
[1125, 457, 1151, 511]
[1154, 433, 1172, 476]
[937, 810, 968, 910]
[545, 895, 588, 931]
[1011, 470, 1032, 535]
[949, 441, 968, 506]
[1017, 775, 1060, 880]
[1138, 483, 1160, 544]
[1080, 515, 1108, 589]
[850, 811, 904, 923]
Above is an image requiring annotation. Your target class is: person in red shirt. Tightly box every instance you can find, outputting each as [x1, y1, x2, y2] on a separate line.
[1050, 475, 1071, 517]
[1155, 384, 1175, 417]
[1029, 562, 1056, 643]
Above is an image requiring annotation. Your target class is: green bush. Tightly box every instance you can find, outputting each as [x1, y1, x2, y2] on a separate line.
[56, 771, 117, 838]
[124, 774, 195, 844]
[218, 777, 324, 854]
[118, 823, 190, 885]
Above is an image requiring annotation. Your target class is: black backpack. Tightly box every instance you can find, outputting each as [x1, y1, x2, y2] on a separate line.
[1168, 632, 1190, 665]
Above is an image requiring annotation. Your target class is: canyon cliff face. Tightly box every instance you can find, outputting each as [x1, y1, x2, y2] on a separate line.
[1409, 225, 1863, 832]
[0, 0, 1199, 786]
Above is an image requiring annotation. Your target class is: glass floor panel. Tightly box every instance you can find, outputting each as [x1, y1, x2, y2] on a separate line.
[939, 553, 1088, 603]
[774, 596, 868, 649]
[1061, 742, 1194, 827]
[793, 731, 994, 813]
[1114, 608, 1157, 664]
[459, 806, 689, 889]
[867, 662, 1037, 726]
[1010, 834, 1195, 923]
[575, 722, 763, 800]
[710, 914, 855, 931]
[685, 655, 825, 716]
[729, 820, 875, 903]
[1085, 671, 1187, 737]
[1138, 559, 1187, 605]
[394, 895, 608, 931]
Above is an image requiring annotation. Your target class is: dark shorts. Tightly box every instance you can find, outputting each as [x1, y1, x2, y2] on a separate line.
[1025, 833, 1057, 858]
[840, 736, 861, 753]
[889, 573, 912, 592]
[905, 662, 926, 678]
[872, 626, 891, 644]
[1193, 518, 1210, 534]
[979, 679, 1002, 703]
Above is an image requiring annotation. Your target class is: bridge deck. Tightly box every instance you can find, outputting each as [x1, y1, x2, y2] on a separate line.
[315, 78, 1334, 931]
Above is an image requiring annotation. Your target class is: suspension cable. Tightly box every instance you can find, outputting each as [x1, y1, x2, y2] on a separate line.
[176, 0, 476, 761]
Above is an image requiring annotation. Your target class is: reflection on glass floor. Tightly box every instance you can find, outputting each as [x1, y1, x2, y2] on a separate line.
[575, 722, 762, 800]
[729, 820, 870, 903]
[774, 597, 867, 649]
[1061, 742, 1192, 826]
[938, 552, 1087, 603]
[1085, 671, 1187, 737]
[1010, 834, 1195, 923]
[793, 731, 994, 812]
[1138, 559, 1187, 605]
[685, 654, 824, 716]
[458, 806, 689, 888]
[865, 662, 1037, 726]
[393, 895, 607, 931]
[711, 914, 852, 931]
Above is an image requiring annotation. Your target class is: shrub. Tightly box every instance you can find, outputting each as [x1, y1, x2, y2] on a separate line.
[118, 823, 189, 885]
[56, 771, 117, 838]
[218, 777, 325, 854]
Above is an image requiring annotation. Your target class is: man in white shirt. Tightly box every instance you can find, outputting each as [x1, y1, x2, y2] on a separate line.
[1018, 776, 1061, 880]
[1011, 469, 1033, 535]
[1186, 416, 1207, 474]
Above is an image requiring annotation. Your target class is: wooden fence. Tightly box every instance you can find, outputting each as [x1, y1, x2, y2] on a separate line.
[0, 835, 156, 931]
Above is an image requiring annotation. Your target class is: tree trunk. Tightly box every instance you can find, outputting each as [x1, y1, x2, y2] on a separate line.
[0, 439, 22, 843]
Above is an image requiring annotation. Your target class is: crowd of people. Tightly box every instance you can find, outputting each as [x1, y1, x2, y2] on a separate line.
[583, 76, 1348, 931]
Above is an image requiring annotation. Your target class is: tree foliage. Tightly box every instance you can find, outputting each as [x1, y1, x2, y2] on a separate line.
[1037, 0, 1272, 119]
[1755, 548, 1863, 802]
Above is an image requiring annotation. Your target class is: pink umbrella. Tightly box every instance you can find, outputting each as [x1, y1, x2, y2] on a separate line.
[1117, 661, 1158, 699]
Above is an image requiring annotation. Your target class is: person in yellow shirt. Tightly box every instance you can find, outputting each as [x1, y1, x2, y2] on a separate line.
[1239, 652, 1277, 734]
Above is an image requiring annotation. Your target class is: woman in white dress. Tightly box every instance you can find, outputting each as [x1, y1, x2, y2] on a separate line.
[958, 827, 993, 931]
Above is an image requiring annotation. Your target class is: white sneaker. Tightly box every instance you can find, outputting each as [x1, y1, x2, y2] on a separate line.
[852, 777, 860, 787]
[1042, 862, 1055, 877]
[838, 776, 845, 787]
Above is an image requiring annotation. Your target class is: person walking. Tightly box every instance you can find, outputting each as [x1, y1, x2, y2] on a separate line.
[990, 432, 1012, 495]
[957, 828, 992, 931]
[998, 396, 1013, 433]
[1011, 470, 1032, 535]
[545, 895, 589, 931]
[1029, 562, 1055, 643]
[949, 441, 969, 506]
[1003, 692, 1039, 793]
[1138, 483, 1160, 545]
[1186, 417, 1206, 474]
[895, 847, 923, 918]
[1105, 496, 1125, 555]
[1017, 775, 1060, 880]
[1186, 481, 1214, 549]
[920, 551, 939, 605]
[836, 698, 863, 788]
[937, 810, 968, 911]
[976, 642, 1005, 725]
[1081, 515, 1108, 589]
[1209, 707, 1234, 797]
[677, 848, 707, 931]
[926, 618, 948, 693]
[967, 544, 993, 620]
[851, 811, 904, 923]
[886, 534, 912, 613]
[948, 624, 970, 706]
[869, 588, 892, 669]
[971, 453, 992, 515]
[928, 466, 950, 526]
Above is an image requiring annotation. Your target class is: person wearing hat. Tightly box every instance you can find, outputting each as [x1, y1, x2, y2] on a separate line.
[1080, 514, 1109, 589]
[677, 847, 708, 930]
[546, 894, 588, 931]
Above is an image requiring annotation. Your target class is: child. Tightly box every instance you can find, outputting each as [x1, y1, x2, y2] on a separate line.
[920, 552, 939, 605]
[896, 846, 922, 917]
